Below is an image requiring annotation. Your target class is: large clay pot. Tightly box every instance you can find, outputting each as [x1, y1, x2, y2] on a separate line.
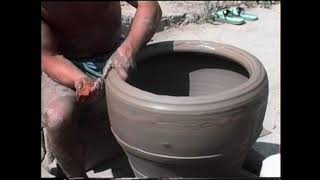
[105, 41, 268, 177]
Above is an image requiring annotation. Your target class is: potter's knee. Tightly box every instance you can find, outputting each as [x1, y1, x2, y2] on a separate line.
[44, 110, 67, 131]
[43, 98, 75, 131]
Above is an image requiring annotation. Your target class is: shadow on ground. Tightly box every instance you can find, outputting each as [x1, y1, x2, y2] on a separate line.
[90, 142, 280, 178]
[92, 155, 134, 177]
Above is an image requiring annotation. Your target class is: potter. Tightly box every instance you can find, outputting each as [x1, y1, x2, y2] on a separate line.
[41, 2, 162, 178]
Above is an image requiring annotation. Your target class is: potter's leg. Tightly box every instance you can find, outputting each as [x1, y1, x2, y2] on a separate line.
[41, 73, 87, 178]
[80, 92, 124, 170]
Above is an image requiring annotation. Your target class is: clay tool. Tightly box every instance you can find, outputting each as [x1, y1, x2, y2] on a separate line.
[101, 58, 113, 80]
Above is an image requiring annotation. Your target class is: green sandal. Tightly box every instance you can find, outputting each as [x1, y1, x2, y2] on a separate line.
[212, 9, 245, 25]
[229, 7, 258, 21]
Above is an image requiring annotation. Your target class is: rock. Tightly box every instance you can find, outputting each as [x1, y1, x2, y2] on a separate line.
[168, 14, 186, 25]
[181, 13, 199, 26]
[185, 14, 195, 21]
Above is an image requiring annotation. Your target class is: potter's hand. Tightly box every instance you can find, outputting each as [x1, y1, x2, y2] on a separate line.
[75, 76, 103, 104]
[111, 49, 135, 81]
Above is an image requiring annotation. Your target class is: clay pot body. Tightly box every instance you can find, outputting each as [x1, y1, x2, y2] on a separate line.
[105, 41, 268, 177]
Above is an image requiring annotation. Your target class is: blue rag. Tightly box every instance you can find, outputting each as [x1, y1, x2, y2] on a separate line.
[72, 55, 109, 79]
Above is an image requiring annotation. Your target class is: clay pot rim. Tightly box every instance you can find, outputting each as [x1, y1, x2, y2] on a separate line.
[106, 40, 266, 109]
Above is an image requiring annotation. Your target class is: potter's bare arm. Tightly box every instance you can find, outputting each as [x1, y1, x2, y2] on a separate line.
[41, 20, 87, 89]
[110, 1, 161, 80]
[119, 1, 162, 58]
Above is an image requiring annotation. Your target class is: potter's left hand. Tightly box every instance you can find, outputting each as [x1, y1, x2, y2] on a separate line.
[111, 49, 135, 81]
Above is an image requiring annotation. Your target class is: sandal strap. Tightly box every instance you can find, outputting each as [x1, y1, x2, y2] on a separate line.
[236, 7, 244, 14]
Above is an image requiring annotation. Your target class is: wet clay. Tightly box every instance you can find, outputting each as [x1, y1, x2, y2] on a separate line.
[77, 82, 93, 96]
[128, 52, 249, 96]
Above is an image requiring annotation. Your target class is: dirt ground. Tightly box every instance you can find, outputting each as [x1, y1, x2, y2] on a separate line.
[42, 2, 281, 178]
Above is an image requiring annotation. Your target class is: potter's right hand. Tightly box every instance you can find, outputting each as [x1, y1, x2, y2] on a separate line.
[74, 76, 103, 104]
